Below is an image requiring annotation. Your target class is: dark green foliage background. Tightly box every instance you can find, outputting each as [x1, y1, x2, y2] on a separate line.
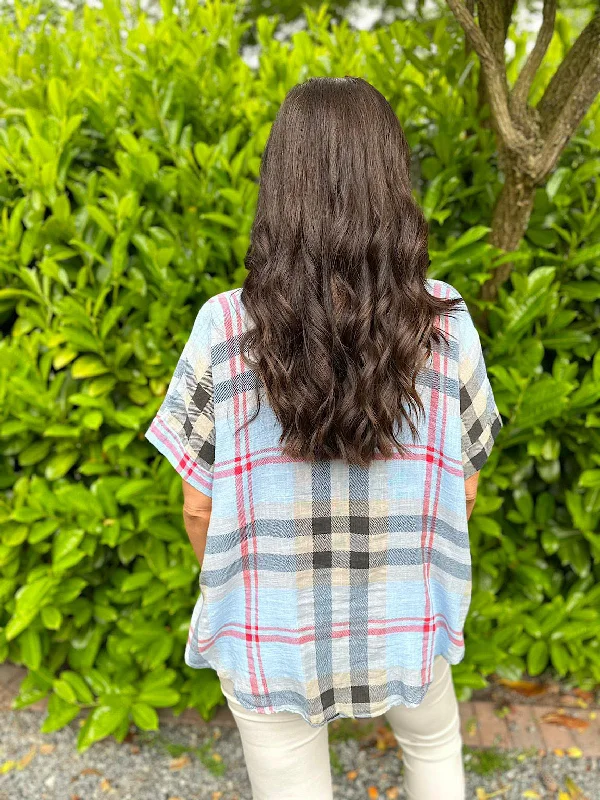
[1, 0, 599, 749]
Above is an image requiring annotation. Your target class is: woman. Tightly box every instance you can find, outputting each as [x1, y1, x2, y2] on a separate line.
[145, 76, 502, 800]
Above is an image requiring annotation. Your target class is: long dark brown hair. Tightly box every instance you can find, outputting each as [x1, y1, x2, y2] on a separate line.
[240, 76, 461, 467]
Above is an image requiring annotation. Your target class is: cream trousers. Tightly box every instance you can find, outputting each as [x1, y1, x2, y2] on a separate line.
[219, 656, 465, 800]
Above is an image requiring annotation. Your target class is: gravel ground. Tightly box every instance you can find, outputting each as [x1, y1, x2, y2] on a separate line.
[0, 709, 598, 800]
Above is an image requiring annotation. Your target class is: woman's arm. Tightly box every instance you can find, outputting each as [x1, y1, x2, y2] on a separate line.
[465, 471, 479, 520]
[182, 479, 213, 567]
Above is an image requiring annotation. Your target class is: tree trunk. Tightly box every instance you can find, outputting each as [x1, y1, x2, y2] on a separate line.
[482, 162, 537, 301]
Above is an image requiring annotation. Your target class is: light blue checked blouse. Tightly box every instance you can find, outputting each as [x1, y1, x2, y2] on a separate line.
[145, 279, 502, 726]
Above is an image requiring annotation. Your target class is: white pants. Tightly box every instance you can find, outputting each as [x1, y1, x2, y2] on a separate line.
[220, 656, 465, 800]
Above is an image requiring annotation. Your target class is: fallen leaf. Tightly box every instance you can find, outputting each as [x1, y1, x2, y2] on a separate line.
[558, 794, 570, 800]
[385, 788, 399, 799]
[367, 787, 379, 799]
[590, 712, 597, 721]
[573, 688, 595, 704]
[466, 716, 478, 737]
[80, 768, 103, 776]
[169, 755, 191, 771]
[521, 791, 541, 798]
[558, 695, 584, 708]
[211, 793, 222, 800]
[0, 761, 17, 775]
[475, 788, 511, 799]
[374, 725, 397, 751]
[494, 705, 511, 719]
[497, 679, 547, 697]
[212, 752, 222, 762]
[566, 746, 583, 759]
[18, 746, 37, 769]
[346, 770, 358, 781]
[130, 745, 140, 754]
[100, 778, 112, 792]
[40, 744, 55, 755]
[565, 776, 590, 799]
[553, 748, 565, 757]
[540, 712, 589, 733]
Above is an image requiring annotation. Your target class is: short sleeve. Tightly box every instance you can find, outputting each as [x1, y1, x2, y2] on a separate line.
[145, 299, 216, 497]
[457, 301, 503, 480]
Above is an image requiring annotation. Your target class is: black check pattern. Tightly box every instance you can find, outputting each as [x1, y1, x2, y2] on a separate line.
[459, 331, 503, 479]
[164, 355, 216, 471]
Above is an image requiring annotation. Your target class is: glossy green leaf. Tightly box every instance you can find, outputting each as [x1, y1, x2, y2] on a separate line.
[71, 355, 109, 379]
[77, 705, 129, 752]
[137, 687, 180, 707]
[41, 694, 80, 733]
[131, 702, 159, 731]
[527, 640, 549, 676]
[44, 451, 79, 481]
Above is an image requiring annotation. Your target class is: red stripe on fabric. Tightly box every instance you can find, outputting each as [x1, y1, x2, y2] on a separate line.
[218, 293, 260, 697]
[424, 285, 452, 680]
[214, 449, 464, 482]
[193, 617, 463, 649]
[231, 291, 271, 708]
[148, 418, 213, 491]
[420, 281, 443, 684]
[213, 441, 463, 470]
[192, 613, 464, 639]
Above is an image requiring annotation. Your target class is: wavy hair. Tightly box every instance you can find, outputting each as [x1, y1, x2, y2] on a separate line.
[240, 76, 461, 467]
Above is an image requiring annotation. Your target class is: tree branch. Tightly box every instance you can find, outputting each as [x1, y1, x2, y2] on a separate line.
[478, 0, 516, 64]
[536, 13, 600, 137]
[464, 0, 475, 56]
[511, 0, 557, 113]
[446, 0, 529, 152]
[534, 44, 600, 181]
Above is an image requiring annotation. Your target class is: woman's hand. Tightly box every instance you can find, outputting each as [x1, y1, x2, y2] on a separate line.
[182, 479, 213, 567]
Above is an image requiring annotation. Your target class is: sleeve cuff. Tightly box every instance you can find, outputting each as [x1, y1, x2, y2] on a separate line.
[463, 412, 503, 479]
[145, 417, 213, 498]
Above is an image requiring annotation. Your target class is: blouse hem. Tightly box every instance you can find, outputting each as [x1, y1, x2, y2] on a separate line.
[187, 649, 466, 728]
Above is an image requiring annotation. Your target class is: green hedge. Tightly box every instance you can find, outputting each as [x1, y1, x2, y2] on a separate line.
[1, 1, 599, 750]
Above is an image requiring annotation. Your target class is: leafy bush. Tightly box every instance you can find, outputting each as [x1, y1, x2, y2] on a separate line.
[0, 1, 599, 749]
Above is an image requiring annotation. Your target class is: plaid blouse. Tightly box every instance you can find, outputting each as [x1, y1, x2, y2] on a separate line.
[145, 279, 502, 726]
